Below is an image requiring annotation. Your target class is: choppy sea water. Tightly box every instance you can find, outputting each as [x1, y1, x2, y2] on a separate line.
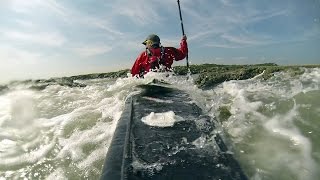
[0, 68, 319, 180]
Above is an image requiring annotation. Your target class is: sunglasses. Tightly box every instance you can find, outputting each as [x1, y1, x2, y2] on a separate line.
[143, 40, 154, 46]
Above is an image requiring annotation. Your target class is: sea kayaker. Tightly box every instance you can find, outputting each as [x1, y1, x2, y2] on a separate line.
[131, 34, 188, 77]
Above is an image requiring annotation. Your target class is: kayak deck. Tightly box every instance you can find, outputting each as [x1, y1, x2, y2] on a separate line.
[101, 83, 247, 180]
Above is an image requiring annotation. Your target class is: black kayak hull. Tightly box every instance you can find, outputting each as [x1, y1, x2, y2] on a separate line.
[101, 83, 247, 180]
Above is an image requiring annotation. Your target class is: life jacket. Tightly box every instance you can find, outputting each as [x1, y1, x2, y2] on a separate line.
[139, 46, 165, 77]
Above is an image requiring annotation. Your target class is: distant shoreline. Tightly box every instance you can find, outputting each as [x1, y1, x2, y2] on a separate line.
[2, 63, 320, 89]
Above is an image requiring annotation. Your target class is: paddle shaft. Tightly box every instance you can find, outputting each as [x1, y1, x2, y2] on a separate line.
[177, 0, 189, 70]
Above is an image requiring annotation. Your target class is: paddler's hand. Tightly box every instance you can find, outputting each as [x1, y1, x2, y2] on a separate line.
[182, 35, 187, 40]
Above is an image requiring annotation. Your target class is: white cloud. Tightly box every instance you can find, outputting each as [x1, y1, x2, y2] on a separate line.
[161, 37, 181, 47]
[72, 45, 113, 57]
[232, 57, 248, 61]
[183, 0, 292, 48]
[125, 41, 144, 52]
[247, 9, 290, 24]
[204, 31, 272, 48]
[0, 46, 44, 83]
[110, 0, 164, 26]
[7, 0, 123, 36]
[204, 43, 240, 49]
[219, 0, 234, 6]
[188, 30, 213, 42]
[14, 19, 35, 28]
[9, 0, 39, 13]
[221, 34, 263, 45]
[9, 0, 67, 17]
[0, 46, 42, 66]
[3, 31, 66, 47]
[83, 16, 123, 36]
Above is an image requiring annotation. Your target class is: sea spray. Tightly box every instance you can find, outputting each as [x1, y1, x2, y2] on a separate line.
[0, 69, 319, 180]
[204, 69, 320, 180]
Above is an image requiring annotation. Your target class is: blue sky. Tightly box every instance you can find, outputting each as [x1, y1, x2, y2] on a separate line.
[0, 0, 319, 84]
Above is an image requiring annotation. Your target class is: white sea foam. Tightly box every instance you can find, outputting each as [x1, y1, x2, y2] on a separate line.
[263, 104, 316, 179]
[46, 168, 67, 180]
[131, 160, 163, 176]
[0, 141, 56, 168]
[0, 78, 130, 179]
[0, 68, 319, 179]
[207, 69, 320, 179]
[142, 96, 174, 103]
[192, 135, 207, 148]
[141, 111, 183, 127]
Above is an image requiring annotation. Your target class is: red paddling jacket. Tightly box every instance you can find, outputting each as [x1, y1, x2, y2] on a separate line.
[131, 38, 188, 77]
